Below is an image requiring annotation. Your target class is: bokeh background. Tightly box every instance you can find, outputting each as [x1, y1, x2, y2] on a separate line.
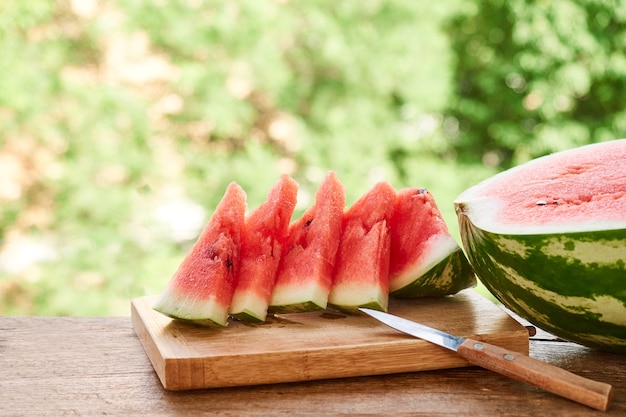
[2, 0, 625, 316]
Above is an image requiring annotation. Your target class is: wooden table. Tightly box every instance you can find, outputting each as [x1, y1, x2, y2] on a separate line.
[1, 315, 624, 416]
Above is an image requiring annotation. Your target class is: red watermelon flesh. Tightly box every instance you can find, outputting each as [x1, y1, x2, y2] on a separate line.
[389, 188, 476, 297]
[328, 181, 396, 312]
[269, 171, 346, 313]
[464, 140, 626, 233]
[229, 174, 299, 322]
[152, 182, 246, 326]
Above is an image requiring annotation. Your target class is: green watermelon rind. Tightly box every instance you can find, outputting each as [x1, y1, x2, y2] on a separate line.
[268, 301, 325, 314]
[390, 247, 476, 299]
[230, 311, 265, 323]
[328, 299, 387, 314]
[457, 211, 626, 353]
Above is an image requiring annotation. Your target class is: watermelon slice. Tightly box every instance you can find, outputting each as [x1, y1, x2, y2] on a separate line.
[455, 139, 626, 352]
[152, 182, 246, 326]
[269, 172, 345, 313]
[229, 174, 298, 322]
[328, 181, 396, 313]
[389, 188, 475, 298]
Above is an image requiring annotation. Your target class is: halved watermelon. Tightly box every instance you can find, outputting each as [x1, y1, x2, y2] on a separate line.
[269, 172, 345, 313]
[455, 139, 626, 352]
[389, 188, 475, 298]
[328, 181, 396, 313]
[229, 174, 298, 322]
[152, 182, 246, 326]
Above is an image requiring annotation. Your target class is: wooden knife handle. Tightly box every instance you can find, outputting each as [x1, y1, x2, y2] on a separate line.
[457, 338, 613, 411]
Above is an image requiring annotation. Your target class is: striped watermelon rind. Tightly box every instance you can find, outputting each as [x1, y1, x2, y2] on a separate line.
[390, 246, 475, 298]
[456, 202, 626, 353]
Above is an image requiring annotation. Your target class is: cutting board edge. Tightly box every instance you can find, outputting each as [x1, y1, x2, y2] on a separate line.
[130, 293, 529, 391]
[158, 328, 529, 391]
[131, 298, 173, 389]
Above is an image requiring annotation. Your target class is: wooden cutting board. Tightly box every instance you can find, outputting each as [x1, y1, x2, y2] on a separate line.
[131, 290, 529, 391]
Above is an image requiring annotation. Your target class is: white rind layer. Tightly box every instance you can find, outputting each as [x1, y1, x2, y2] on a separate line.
[270, 280, 328, 309]
[456, 198, 626, 235]
[327, 282, 388, 311]
[229, 290, 269, 322]
[153, 288, 229, 326]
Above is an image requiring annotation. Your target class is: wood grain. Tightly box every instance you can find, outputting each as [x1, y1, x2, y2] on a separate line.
[1, 313, 625, 416]
[131, 290, 529, 390]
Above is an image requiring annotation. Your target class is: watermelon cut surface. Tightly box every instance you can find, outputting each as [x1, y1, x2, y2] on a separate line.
[229, 174, 298, 323]
[328, 181, 396, 313]
[269, 172, 345, 313]
[152, 182, 246, 326]
[455, 139, 626, 353]
[389, 188, 475, 297]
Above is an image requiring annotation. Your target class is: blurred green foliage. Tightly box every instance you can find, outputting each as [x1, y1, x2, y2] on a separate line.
[445, 0, 626, 167]
[0, 0, 623, 315]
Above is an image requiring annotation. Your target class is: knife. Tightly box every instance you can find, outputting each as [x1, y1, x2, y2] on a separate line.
[359, 308, 613, 411]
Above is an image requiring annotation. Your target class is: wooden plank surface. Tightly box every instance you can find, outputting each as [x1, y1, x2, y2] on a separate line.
[1, 314, 624, 416]
[131, 290, 529, 390]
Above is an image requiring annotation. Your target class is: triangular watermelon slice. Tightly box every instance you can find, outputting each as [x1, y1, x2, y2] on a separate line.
[388, 188, 476, 298]
[229, 174, 298, 322]
[327, 181, 396, 313]
[152, 182, 246, 326]
[269, 171, 345, 313]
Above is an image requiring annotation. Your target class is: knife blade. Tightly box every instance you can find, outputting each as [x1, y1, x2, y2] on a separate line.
[359, 308, 613, 411]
